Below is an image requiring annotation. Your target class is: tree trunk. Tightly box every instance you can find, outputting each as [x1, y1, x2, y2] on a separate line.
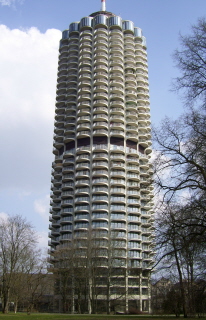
[173, 242, 187, 318]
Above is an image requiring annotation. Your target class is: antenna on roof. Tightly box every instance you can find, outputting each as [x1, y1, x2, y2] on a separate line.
[101, 0, 106, 11]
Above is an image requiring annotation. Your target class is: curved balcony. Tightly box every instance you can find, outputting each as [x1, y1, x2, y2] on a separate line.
[94, 33, 108, 41]
[92, 195, 108, 203]
[92, 169, 108, 178]
[110, 87, 124, 96]
[64, 127, 75, 137]
[74, 222, 89, 231]
[94, 51, 108, 59]
[57, 68, 68, 78]
[61, 188, 74, 197]
[93, 106, 108, 114]
[54, 132, 64, 142]
[109, 72, 123, 82]
[93, 129, 108, 136]
[127, 171, 140, 182]
[94, 28, 108, 35]
[111, 161, 125, 170]
[93, 114, 108, 122]
[76, 145, 91, 154]
[93, 121, 108, 130]
[93, 72, 108, 80]
[77, 101, 91, 110]
[92, 186, 108, 194]
[53, 140, 64, 150]
[56, 79, 68, 89]
[93, 92, 108, 101]
[78, 86, 91, 95]
[125, 77, 136, 88]
[94, 57, 108, 66]
[76, 162, 90, 170]
[93, 85, 108, 93]
[109, 46, 124, 55]
[126, 97, 137, 105]
[79, 41, 92, 50]
[60, 216, 73, 225]
[62, 182, 74, 190]
[145, 146, 152, 155]
[126, 119, 137, 128]
[111, 170, 125, 178]
[126, 90, 137, 99]
[79, 53, 92, 62]
[110, 178, 125, 187]
[92, 204, 108, 212]
[76, 130, 91, 138]
[62, 166, 74, 174]
[78, 73, 91, 81]
[92, 161, 108, 169]
[61, 199, 74, 207]
[77, 108, 90, 117]
[77, 123, 90, 131]
[110, 65, 124, 73]
[127, 207, 140, 215]
[109, 58, 124, 68]
[51, 169, 62, 180]
[75, 187, 90, 195]
[75, 196, 90, 204]
[92, 177, 108, 186]
[110, 130, 124, 138]
[110, 196, 125, 204]
[110, 93, 124, 102]
[93, 152, 108, 161]
[138, 138, 149, 148]
[76, 154, 90, 162]
[110, 107, 124, 117]
[124, 50, 135, 59]
[93, 144, 108, 153]
[62, 173, 75, 182]
[68, 46, 78, 54]
[78, 65, 91, 73]
[94, 64, 108, 73]
[110, 115, 124, 123]
[94, 45, 108, 54]
[110, 101, 124, 108]
[77, 115, 90, 124]
[110, 187, 125, 195]
[94, 39, 108, 46]
[110, 204, 126, 213]
[65, 119, 75, 127]
[126, 110, 138, 118]
[75, 179, 90, 187]
[110, 122, 125, 130]
[79, 48, 92, 56]
[63, 149, 75, 158]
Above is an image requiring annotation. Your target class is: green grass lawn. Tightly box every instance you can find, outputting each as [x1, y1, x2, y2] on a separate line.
[0, 314, 200, 320]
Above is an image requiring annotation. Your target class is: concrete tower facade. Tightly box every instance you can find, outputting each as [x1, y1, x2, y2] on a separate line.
[49, 3, 154, 314]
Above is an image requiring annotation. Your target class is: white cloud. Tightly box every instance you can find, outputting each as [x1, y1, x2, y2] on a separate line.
[0, 25, 61, 193]
[37, 230, 48, 250]
[34, 194, 50, 221]
[0, 0, 24, 6]
[0, 212, 9, 221]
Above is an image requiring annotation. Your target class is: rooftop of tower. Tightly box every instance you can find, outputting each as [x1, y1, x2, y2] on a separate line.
[89, 11, 115, 18]
[90, 0, 115, 18]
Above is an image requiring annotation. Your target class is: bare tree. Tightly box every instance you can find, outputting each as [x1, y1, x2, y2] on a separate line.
[50, 229, 130, 314]
[0, 214, 40, 313]
[153, 110, 206, 201]
[155, 202, 206, 317]
[172, 18, 206, 108]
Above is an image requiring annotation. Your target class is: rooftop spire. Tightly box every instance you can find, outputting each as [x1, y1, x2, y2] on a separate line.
[101, 0, 106, 11]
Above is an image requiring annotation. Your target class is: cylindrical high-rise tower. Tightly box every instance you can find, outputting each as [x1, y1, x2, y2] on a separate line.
[49, 3, 154, 314]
